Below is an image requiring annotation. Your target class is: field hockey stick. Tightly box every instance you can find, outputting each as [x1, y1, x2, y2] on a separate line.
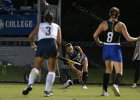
[58, 56, 81, 66]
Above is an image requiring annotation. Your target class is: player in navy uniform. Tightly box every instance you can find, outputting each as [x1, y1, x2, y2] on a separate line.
[93, 7, 140, 96]
[22, 12, 62, 97]
[62, 43, 88, 90]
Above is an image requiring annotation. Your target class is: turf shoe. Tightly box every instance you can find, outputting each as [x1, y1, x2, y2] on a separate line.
[111, 84, 120, 96]
[44, 91, 54, 97]
[22, 84, 32, 95]
[131, 83, 137, 88]
[82, 85, 87, 90]
[101, 89, 109, 96]
[62, 79, 73, 88]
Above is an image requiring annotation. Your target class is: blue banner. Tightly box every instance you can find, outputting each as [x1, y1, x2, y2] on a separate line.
[0, 13, 37, 36]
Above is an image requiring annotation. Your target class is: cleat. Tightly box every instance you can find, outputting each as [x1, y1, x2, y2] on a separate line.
[131, 83, 137, 88]
[62, 79, 73, 88]
[22, 85, 32, 95]
[111, 84, 120, 96]
[101, 90, 109, 96]
[44, 91, 54, 97]
[82, 85, 87, 90]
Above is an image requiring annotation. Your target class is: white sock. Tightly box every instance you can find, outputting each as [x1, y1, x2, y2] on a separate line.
[45, 72, 56, 92]
[28, 68, 39, 86]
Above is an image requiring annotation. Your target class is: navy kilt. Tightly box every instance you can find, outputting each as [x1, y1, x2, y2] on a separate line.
[35, 38, 58, 59]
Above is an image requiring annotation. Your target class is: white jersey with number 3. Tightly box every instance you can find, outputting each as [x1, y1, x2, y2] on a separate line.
[38, 22, 59, 41]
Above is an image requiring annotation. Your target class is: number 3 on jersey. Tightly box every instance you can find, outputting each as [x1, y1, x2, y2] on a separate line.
[46, 27, 51, 35]
[107, 32, 113, 42]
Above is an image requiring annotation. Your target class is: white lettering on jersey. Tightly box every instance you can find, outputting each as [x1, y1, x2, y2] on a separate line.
[107, 32, 113, 42]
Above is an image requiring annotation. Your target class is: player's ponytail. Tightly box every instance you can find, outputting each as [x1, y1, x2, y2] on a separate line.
[44, 11, 54, 24]
[109, 7, 120, 19]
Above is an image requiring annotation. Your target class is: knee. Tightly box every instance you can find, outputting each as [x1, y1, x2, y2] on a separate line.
[117, 73, 123, 76]
[82, 64, 88, 72]
[105, 69, 112, 74]
[31, 68, 39, 75]
[82, 67, 88, 72]
[115, 73, 123, 80]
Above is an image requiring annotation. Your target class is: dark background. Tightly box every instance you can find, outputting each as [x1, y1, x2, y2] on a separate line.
[48, 0, 140, 42]
[60, 0, 140, 42]
[2, 0, 140, 41]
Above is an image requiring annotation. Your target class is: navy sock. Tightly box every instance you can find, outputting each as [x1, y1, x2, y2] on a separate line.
[103, 73, 110, 92]
[114, 73, 122, 86]
[82, 72, 88, 85]
[73, 79, 80, 84]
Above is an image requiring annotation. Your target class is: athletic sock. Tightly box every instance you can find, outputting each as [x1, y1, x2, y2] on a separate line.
[73, 79, 80, 84]
[68, 80, 74, 85]
[114, 73, 122, 86]
[28, 68, 39, 86]
[45, 72, 55, 92]
[103, 73, 110, 92]
[82, 72, 88, 85]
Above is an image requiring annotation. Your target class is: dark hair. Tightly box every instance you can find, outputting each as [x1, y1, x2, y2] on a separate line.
[64, 43, 72, 48]
[44, 11, 54, 23]
[109, 7, 120, 19]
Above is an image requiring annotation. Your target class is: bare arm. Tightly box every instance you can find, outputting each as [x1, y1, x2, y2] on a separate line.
[28, 25, 39, 50]
[121, 23, 139, 42]
[74, 46, 83, 62]
[93, 22, 105, 44]
[69, 63, 79, 72]
[65, 54, 80, 73]
[69, 63, 82, 81]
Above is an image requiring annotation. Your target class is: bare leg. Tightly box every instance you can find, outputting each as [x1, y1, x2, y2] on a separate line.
[45, 57, 57, 96]
[81, 58, 88, 87]
[28, 57, 44, 85]
[22, 57, 43, 95]
[103, 60, 113, 91]
[113, 61, 123, 86]
[111, 61, 123, 96]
